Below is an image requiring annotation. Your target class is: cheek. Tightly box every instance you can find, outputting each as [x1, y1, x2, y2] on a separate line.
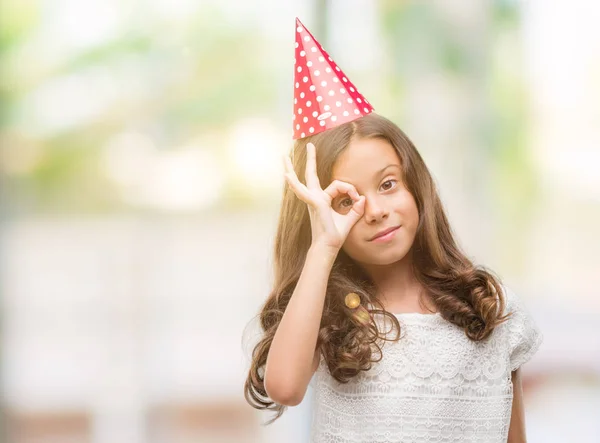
[341, 225, 366, 253]
[344, 225, 361, 244]
[396, 192, 419, 217]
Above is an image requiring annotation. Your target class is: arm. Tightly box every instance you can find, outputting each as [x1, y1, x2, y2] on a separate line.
[264, 243, 338, 406]
[507, 368, 527, 443]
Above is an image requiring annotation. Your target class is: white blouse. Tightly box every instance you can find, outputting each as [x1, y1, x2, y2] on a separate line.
[308, 285, 544, 443]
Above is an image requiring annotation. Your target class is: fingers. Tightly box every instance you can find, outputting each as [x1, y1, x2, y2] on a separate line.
[323, 180, 360, 203]
[348, 195, 366, 218]
[282, 148, 362, 213]
[338, 195, 365, 235]
[282, 153, 313, 204]
[304, 143, 322, 190]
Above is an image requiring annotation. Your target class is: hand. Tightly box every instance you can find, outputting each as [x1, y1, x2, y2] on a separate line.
[282, 142, 366, 250]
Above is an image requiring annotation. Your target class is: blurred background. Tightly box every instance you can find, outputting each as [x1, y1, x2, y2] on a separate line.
[0, 0, 599, 442]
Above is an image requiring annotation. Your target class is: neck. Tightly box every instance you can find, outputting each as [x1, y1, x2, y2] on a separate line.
[361, 251, 419, 299]
[359, 250, 434, 313]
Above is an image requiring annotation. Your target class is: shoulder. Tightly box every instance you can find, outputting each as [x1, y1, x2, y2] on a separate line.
[496, 283, 544, 371]
[497, 283, 524, 317]
[494, 283, 534, 331]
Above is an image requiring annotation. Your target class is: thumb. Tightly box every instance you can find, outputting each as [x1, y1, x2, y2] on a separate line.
[348, 195, 366, 221]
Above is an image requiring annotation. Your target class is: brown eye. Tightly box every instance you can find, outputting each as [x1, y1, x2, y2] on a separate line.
[334, 194, 353, 210]
[339, 196, 353, 208]
[381, 179, 397, 191]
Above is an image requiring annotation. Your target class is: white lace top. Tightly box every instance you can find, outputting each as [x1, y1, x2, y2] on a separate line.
[308, 285, 544, 443]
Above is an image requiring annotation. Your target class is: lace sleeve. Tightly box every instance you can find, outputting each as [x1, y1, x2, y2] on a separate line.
[503, 285, 544, 372]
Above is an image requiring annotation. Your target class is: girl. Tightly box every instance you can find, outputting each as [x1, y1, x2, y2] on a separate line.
[244, 18, 543, 443]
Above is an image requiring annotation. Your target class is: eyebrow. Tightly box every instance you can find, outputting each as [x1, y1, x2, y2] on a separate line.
[332, 164, 401, 194]
[374, 164, 401, 178]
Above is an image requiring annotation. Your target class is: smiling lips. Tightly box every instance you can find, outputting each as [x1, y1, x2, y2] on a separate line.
[370, 226, 401, 241]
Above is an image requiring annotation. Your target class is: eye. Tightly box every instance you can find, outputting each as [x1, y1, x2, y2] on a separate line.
[338, 196, 353, 208]
[381, 179, 397, 191]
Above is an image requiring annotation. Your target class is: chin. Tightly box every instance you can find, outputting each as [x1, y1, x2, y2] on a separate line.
[373, 251, 408, 266]
[347, 245, 409, 266]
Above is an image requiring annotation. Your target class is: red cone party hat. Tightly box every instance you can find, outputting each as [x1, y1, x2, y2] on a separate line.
[293, 17, 374, 139]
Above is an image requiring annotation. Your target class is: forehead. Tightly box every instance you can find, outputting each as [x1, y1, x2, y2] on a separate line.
[331, 137, 400, 181]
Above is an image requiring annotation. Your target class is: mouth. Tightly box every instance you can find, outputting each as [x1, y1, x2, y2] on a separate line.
[369, 225, 401, 241]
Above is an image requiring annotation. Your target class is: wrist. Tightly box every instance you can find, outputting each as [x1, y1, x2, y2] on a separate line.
[309, 242, 340, 261]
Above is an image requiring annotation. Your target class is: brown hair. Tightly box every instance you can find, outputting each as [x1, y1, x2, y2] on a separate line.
[243, 113, 512, 424]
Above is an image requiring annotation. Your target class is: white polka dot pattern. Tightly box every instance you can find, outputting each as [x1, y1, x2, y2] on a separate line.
[292, 17, 374, 140]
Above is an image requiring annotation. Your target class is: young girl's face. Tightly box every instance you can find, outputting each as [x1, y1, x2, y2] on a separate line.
[330, 137, 419, 266]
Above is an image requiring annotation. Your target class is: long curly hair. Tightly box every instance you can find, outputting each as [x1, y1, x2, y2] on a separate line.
[243, 112, 512, 424]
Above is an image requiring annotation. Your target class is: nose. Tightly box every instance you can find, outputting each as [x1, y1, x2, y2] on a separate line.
[364, 195, 388, 223]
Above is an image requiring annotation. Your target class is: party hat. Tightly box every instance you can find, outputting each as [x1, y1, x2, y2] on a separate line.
[292, 17, 374, 139]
